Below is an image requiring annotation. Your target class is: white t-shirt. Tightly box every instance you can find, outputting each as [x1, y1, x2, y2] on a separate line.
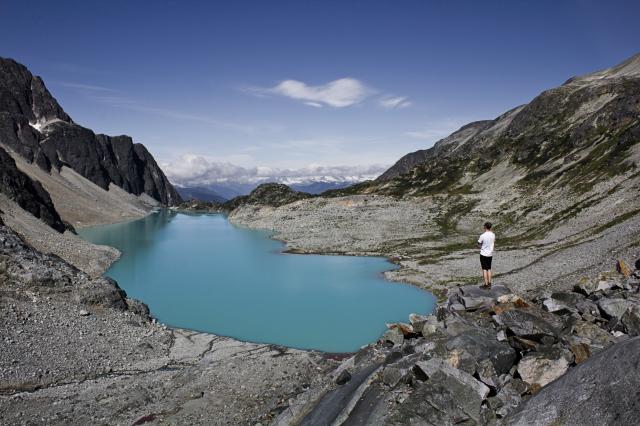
[478, 231, 495, 257]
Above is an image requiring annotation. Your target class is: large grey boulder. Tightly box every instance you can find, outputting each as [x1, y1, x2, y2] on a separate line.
[621, 304, 640, 336]
[446, 327, 517, 374]
[597, 298, 633, 319]
[493, 308, 564, 342]
[516, 349, 571, 389]
[504, 337, 640, 425]
[390, 358, 490, 424]
[572, 320, 615, 349]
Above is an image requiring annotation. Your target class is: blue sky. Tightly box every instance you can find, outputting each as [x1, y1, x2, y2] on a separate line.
[1, 0, 639, 184]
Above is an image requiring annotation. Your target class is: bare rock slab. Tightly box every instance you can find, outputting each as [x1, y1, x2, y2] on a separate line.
[505, 337, 640, 426]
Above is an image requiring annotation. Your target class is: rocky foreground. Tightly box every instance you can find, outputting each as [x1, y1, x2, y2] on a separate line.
[277, 265, 640, 425]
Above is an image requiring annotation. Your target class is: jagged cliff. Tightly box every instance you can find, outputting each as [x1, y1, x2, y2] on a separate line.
[0, 57, 181, 206]
[0, 146, 66, 233]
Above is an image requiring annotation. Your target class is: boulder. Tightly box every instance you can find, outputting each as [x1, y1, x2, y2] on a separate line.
[462, 295, 495, 310]
[489, 383, 522, 418]
[390, 369, 485, 424]
[408, 313, 430, 331]
[597, 298, 632, 319]
[446, 328, 517, 374]
[477, 358, 498, 388]
[386, 322, 414, 337]
[508, 335, 540, 352]
[573, 279, 598, 295]
[445, 348, 478, 375]
[415, 358, 490, 400]
[542, 298, 572, 314]
[421, 323, 439, 336]
[550, 291, 584, 306]
[572, 320, 614, 348]
[442, 315, 476, 337]
[497, 294, 530, 307]
[493, 308, 563, 342]
[505, 337, 640, 426]
[575, 299, 599, 316]
[621, 304, 640, 336]
[597, 280, 616, 292]
[456, 285, 512, 311]
[382, 327, 404, 346]
[517, 350, 570, 390]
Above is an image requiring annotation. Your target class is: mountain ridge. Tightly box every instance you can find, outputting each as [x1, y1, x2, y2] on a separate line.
[0, 57, 181, 207]
[335, 52, 639, 201]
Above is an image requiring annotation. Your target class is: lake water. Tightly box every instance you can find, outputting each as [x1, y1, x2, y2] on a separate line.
[78, 210, 435, 352]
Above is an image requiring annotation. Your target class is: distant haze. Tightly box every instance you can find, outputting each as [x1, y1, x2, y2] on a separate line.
[163, 154, 386, 190]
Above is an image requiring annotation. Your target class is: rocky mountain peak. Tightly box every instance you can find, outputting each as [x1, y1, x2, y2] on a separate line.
[0, 57, 181, 207]
[0, 58, 71, 127]
[565, 53, 640, 85]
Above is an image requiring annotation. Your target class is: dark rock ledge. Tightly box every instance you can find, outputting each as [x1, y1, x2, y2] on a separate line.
[277, 262, 640, 425]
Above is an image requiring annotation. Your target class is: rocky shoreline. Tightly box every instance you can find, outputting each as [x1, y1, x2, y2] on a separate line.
[277, 263, 640, 424]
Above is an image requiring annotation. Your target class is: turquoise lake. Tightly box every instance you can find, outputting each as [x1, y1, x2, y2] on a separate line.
[78, 210, 435, 352]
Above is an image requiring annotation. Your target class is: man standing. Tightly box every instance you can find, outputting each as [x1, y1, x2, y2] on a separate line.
[478, 222, 495, 289]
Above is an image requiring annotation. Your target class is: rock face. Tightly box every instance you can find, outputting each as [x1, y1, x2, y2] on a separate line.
[0, 57, 181, 206]
[0, 146, 66, 232]
[505, 337, 640, 426]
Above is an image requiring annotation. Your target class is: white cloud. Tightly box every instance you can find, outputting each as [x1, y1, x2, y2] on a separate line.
[266, 77, 372, 108]
[246, 78, 411, 110]
[162, 154, 388, 186]
[378, 96, 412, 109]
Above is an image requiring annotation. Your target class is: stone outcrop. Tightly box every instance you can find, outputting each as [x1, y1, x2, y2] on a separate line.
[0, 146, 66, 232]
[0, 57, 181, 206]
[505, 337, 640, 426]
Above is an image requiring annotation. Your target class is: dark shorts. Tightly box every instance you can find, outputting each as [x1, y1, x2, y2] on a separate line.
[480, 255, 492, 270]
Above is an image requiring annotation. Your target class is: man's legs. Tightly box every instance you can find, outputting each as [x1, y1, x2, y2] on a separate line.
[482, 269, 489, 286]
[487, 269, 492, 287]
